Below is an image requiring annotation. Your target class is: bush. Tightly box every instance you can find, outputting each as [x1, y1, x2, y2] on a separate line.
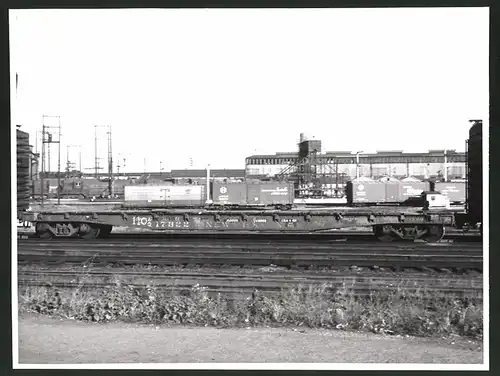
[18, 281, 483, 340]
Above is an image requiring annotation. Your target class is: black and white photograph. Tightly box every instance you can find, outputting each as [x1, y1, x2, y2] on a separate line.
[11, 7, 489, 369]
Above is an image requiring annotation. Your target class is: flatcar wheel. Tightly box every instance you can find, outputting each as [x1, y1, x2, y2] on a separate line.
[79, 224, 101, 239]
[98, 225, 112, 238]
[37, 230, 53, 239]
[373, 225, 396, 242]
[421, 225, 445, 243]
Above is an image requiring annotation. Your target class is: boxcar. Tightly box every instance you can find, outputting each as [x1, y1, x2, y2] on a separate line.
[212, 182, 247, 205]
[400, 181, 428, 199]
[346, 181, 386, 204]
[123, 185, 206, 207]
[246, 182, 294, 206]
[212, 181, 294, 207]
[467, 121, 483, 225]
[433, 182, 466, 203]
[17, 129, 31, 211]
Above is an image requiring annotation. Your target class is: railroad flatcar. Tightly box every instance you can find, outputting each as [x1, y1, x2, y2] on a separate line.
[17, 120, 483, 242]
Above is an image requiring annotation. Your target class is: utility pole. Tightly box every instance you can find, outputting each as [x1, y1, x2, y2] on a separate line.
[66, 144, 81, 177]
[66, 145, 71, 177]
[95, 124, 111, 182]
[355, 151, 363, 180]
[35, 131, 42, 160]
[41, 123, 45, 206]
[107, 126, 113, 196]
[42, 115, 62, 205]
[444, 149, 448, 182]
[117, 153, 128, 175]
[205, 164, 212, 204]
[94, 125, 99, 178]
[57, 117, 61, 204]
[335, 158, 338, 194]
[47, 138, 51, 173]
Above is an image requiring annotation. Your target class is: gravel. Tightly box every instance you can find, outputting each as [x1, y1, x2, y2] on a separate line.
[18, 313, 483, 364]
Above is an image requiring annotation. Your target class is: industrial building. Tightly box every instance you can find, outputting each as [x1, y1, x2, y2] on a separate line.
[245, 134, 466, 182]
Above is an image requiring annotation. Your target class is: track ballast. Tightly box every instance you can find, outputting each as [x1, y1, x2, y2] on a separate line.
[18, 237, 483, 270]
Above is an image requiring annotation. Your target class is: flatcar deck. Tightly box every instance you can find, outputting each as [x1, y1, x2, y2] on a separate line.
[21, 206, 456, 243]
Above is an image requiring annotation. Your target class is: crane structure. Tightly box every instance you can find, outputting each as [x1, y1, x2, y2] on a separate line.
[275, 133, 343, 198]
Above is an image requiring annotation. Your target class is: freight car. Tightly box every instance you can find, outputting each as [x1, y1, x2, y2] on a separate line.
[23, 207, 454, 242]
[17, 121, 483, 242]
[454, 120, 483, 232]
[17, 185, 455, 242]
[31, 177, 129, 199]
[431, 181, 466, 204]
[21, 180, 456, 243]
[210, 181, 294, 209]
[345, 178, 466, 206]
[123, 184, 206, 207]
[467, 120, 483, 229]
[121, 181, 295, 209]
[17, 129, 31, 212]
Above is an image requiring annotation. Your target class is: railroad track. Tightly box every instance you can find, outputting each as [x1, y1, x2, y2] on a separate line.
[18, 239, 483, 270]
[17, 267, 483, 299]
[17, 229, 483, 242]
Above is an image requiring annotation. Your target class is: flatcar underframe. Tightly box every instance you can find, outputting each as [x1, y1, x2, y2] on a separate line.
[21, 209, 454, 242]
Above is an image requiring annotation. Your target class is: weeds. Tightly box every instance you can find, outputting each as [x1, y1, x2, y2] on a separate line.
[18, 278, 483, 340]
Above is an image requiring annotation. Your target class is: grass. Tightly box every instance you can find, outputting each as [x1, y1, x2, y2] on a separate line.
[18, 274, 483, 340]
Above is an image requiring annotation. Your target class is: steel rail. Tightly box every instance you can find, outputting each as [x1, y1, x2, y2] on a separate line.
[18, 239, 483, 251]
[18, 279, 482, 300]
[17, 271, 482, 289]
[17, 230, 483, 243]
[17, 268, 482, 280]
[17, 240, 484, 269]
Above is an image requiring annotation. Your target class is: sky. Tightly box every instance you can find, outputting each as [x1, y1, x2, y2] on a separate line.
[10, 8, 489, 172]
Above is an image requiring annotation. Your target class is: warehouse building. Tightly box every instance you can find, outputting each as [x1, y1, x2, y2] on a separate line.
[245, 149, 466, 181]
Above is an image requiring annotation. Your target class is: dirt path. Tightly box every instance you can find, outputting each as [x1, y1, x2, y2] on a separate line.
[18, 313, 483, 364]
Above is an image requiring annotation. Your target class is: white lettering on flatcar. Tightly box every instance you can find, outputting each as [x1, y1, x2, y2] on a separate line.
[157, 220, 190, 229]
[133, 216, 153, 227]
[17, 220, 32, 228]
